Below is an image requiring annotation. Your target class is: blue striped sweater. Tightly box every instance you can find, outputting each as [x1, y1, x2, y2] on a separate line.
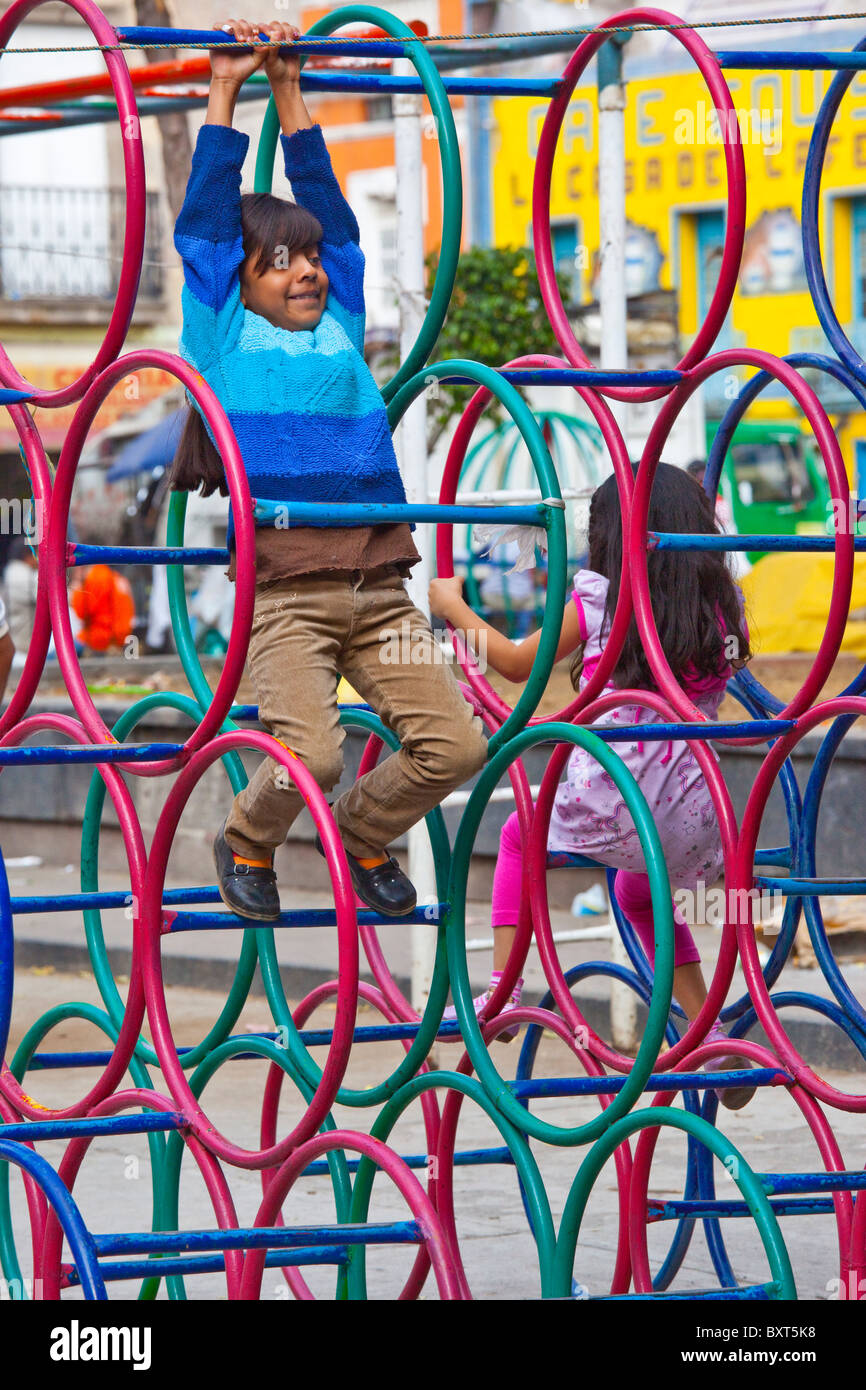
[173, 121, 407, 526]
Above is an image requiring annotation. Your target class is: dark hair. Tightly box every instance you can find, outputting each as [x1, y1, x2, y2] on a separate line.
[169, 193, 323, 497]
[584, 461, 751, 691]
[238, 191, 323, 279]
[167, 405, 228, 497]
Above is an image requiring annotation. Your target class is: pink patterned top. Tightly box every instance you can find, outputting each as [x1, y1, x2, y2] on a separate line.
[546, 570, 747, 886]
[572, 569, 744, 698]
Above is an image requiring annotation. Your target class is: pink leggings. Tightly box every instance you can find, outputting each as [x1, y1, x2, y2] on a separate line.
[491, 810, 701, 968]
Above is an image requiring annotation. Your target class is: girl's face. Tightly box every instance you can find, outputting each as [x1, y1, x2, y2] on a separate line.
[239, 244, 329, 332]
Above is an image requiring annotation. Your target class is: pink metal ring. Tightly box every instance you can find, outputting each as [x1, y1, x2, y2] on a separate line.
[0, 713, 147, 1120]
[139, 730, 359, 1168]
[44, 350, 256, 776]
[0, 0, 145, 407]
[435, 356, 633, 724]
[0, 404, 54, 739]
[532, 7, 745, 404]
[630, 350, 853, 733]
[528, 686, 739, 1073]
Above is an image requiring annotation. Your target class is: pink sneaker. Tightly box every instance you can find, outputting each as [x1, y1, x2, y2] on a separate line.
[440, 990, 521, 1043]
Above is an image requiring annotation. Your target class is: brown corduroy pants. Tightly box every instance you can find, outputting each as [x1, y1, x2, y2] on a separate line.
[224, 565, 489, 860]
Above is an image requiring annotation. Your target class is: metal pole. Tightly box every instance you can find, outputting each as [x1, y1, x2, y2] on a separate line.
[393, 58, 437, 1015]
[597, 37, 638, 1051]
[597, 37, 628, 441]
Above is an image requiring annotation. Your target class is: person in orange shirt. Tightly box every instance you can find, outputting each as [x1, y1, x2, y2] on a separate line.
[71, 564, 135, 653]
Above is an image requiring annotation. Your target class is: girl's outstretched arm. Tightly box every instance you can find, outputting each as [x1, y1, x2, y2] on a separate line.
[268, 27, 366, 353]
[259, 22, 312, 135]
[429, 575, 583, 683]
[173, 22, 263, 366]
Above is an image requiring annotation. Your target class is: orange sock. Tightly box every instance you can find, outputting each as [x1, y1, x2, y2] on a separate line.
[356, 853, 389, 869]
[232, 853, 272, 869]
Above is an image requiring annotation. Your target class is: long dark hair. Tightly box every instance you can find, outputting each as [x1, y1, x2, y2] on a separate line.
[169, 193, 323, 497]
[584, 462, 751, 691]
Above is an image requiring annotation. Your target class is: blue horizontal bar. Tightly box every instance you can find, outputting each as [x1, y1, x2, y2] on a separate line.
[449, 368, 684, 386]
[0, 75, 564, 136]
[301, 1145, 514, 1176]
[277, 1018, 462, 1045]
[0, 388, 31, 404]
[29, 1019, 466, 1070]
[230, 705, 262, 721]
[755, 877, 866, 896]
[10, 886, 223, 914]
[115, 26, 408, 58]
[754, 848, 792, 867]
[310, 72, 560, 95]
[761, 1170, 866, 1195]
[510, 1068, 789, 1098]
[0, 1112, 185, 1142]
[66, 1246, 349, 1285]
[166, 903, 444, 931]
[437, 368, 684, 386]
[717, 51, 866, 70]
[30, 77, 561, 113]
[0, 742, 181, 766]
[651, 532, 866, 553]
[576, 719, 792, 744]
[494, 369, 683, 386]
[593, 1283, 774, 1302]
[69, 543, 228, 567]
[252, 500, 551, 526]
[229, 703, 374, 722]
[649, 1198, 837, 1220]
[93, 1221, 422, 1256]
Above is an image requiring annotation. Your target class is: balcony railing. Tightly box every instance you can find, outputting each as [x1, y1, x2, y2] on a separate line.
[0, 185, 164, 304]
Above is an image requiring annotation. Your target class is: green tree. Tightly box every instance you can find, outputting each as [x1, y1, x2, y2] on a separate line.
[421, 244, 573, 452]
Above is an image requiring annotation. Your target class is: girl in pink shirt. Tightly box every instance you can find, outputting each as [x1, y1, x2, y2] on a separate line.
[430, 463, 754, 1107]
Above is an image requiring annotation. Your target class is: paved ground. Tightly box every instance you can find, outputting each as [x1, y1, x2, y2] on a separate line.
[4, 958, 865, 1303]
[7, 852, 866, 1069]
[2, 804, 865, 1305]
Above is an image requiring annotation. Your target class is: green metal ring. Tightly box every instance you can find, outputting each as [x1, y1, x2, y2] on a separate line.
[388, 359, 567, 751]
[347, 1069, 558, 1299]
[446, 721, 674, 1146]
[79, 690, 256, 1073]
[158, 1034, 354, 1300]
[257, 705, 457, 1109]
[553, 1106, 796, 1300]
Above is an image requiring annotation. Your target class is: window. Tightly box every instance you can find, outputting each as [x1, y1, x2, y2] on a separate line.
[852, 199, 866, 323]
[730, 442, 816, 507]
[365, 95, 393, 123]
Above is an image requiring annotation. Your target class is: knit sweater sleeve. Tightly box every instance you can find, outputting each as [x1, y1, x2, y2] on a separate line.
[173, 123, 250, 368]
[280, 125, 366, 354]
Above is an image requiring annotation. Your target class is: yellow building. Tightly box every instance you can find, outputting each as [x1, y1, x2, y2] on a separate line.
[492, 58, 866, 489]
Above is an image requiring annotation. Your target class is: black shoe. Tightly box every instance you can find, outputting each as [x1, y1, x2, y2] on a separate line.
[214, 821, 281, 921]
[315, 834, 417, 917]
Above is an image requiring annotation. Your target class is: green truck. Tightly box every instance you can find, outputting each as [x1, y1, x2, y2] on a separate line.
[707, 419, 831, 565]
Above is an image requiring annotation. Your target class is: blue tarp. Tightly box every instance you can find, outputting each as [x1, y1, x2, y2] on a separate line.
[106, 408, 185, 482]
